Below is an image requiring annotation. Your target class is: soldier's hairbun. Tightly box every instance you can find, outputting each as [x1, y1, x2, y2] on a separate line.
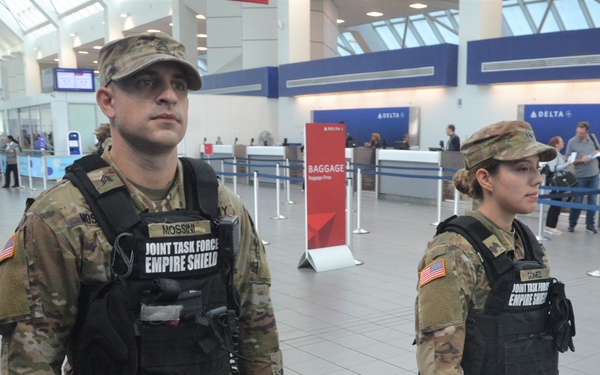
[453, 168, 472, 197]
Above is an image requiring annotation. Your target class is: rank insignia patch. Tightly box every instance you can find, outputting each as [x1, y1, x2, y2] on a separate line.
[419, 259, 446, 287]
[0, 234, 16, 263]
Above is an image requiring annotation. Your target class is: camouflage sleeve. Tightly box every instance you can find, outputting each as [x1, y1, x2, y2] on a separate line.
[0, 211, 80, 374]
[415, 236, 477, 375]
[229, 194, 283, 375]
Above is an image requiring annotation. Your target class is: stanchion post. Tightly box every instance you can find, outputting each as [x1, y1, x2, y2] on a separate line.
[233, 157, 238, 196]
[453, 187, 459, 216]
[346, 165, 353, 247]
[220, 160, 225, 181]
[285, 158, 295, 204]
[431, 166, 443, 226]
[536, 183, 549, 242]
[271, 163, 286, 220]
[27, 156, 35, 191]
[42, 156, 48, 191]
[253, 171, 269, 245]
[352, 168, 369, 234]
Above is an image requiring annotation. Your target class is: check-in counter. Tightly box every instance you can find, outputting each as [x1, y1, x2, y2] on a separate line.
[200, 144, 235, 182]
[353, 148, 377, 192]
[377, 150, 441, 204]
[246, 146, 296, 184]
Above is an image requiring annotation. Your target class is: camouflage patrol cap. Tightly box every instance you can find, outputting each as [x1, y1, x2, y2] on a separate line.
[98, 32, 202, 90]
[461, 120, 556, 169]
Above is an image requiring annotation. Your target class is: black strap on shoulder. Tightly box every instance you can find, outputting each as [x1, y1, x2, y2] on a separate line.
[179, 157, 219, 222]
[512, 218, 545, 264]
[436, 215, 513, 287]
[64, 155, 219, 244]
[64, 154, 141, 244]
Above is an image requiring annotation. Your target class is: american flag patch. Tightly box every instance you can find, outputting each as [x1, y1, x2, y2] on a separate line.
[0, 234, 16, 262]
[419, 259, 446, 287]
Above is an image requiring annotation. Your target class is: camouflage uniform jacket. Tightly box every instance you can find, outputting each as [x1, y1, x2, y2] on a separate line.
[0, 150, 283, 375]
[415, 211, 549, 375]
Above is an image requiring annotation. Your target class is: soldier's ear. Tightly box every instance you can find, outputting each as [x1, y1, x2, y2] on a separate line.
[476, 168, 494, 193]
[96, 86, 116, 119]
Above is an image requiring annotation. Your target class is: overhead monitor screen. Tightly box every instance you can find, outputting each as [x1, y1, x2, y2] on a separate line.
[54, 68, 95, 92]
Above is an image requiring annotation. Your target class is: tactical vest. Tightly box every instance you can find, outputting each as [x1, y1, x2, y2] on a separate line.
[64, 155, 238, 375]
[436, 215, 559, 375]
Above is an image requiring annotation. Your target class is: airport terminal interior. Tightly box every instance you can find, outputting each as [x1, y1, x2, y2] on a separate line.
[0, 179, 598, 374]
[1, 0, 600, 374]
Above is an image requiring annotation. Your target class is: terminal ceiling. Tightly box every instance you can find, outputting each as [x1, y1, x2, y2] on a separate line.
[0, 0, 599, 75]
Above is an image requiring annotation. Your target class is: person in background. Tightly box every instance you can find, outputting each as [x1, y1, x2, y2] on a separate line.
[33, 133, 47, 156]
[364, 132, 381, 148]
[565, 121, 600, 234]
[3, 135, 20, 188]
[544, 136, 572, 235]
[93, 123, 111, 155]
[415, 121, 572, 374]
[446, 124, 461, 151]
[0, 32, 283, 374]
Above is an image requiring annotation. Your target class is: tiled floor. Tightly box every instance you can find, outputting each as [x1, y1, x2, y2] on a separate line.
[0, 178, 598, 374]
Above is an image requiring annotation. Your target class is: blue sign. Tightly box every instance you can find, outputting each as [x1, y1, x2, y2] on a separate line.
[313, 107, 410, 148]
[523, 104, 600, 146]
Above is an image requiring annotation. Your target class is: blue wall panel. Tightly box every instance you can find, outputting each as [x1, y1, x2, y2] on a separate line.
[201, 67, 278, 98]
[523, 104, 600, 146]
[468, 29, 600, 84]
[313, 107, 410, 147]
[279, 44, 458, 97]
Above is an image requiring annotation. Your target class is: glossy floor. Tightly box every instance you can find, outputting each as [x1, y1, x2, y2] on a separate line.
[0, 180, 597, 374]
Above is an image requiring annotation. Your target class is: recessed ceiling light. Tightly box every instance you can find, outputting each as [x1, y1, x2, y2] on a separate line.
[120, 13, 128, 18]
[410, 3, 428, 9]
[147, 29, 161, 33]
[69, 33, 76, 37]
[336, 19, 345, 24]
[54, 58, 59, 62]
[366, 11, 383, 17]
[169, 22, 173, 26]
[93, 60, 98, 64]
[196, 14, 206, 20]
[197, 47, 207, 51]
[197, 33, 207, 38]
[94, 70, 99, 74]
[92, 46, 102, 50]
[78, 51, 89, 54]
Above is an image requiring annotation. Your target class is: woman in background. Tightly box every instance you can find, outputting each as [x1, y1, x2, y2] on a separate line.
[544, 136, 571, 235]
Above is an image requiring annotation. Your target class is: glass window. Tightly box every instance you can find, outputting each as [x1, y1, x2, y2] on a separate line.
[342, 32, 364, 54]
[40, 105, 54, 154]
[503, 4, 533, 36]
[554, 0, 588, 30]
[7, 110, 19, 143]
[584, 0, 600, 27]
[435, 20, 459, 44]
[375, 25, 401, 49]
[527, 1, 560, 33]
[18, 108, 32, 151]
[412, 19, 439, 45]
[392, 23, 419, 48]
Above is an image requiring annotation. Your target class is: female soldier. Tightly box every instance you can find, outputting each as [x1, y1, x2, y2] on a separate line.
[415, 121, 571, 374]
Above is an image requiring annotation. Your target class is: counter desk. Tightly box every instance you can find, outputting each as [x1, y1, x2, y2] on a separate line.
[377, 150, 441, 204]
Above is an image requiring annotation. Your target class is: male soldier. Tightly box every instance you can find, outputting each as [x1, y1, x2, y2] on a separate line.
[0, 32, 283, 374]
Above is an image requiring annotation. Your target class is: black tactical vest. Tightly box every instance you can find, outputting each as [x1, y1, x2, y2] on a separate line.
[64, 155, 236, 375]
[437, 215, 559, 375]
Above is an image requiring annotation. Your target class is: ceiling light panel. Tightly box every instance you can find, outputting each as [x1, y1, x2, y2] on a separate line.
[367, 12, 384, 17]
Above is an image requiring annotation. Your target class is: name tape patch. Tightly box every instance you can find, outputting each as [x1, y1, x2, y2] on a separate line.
[148, 220, 211, 238]
[419, 259, 446, 287]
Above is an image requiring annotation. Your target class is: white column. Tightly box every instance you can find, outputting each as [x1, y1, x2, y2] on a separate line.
[23, 48, 41, 96]
[58, 31, 77, 68]
[310, 0, 338, 60]
[173, 0, 199, 68]
[207, 0, 243, 73]
[278, 0, 310, 64]
[457, 0, 502, 86]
